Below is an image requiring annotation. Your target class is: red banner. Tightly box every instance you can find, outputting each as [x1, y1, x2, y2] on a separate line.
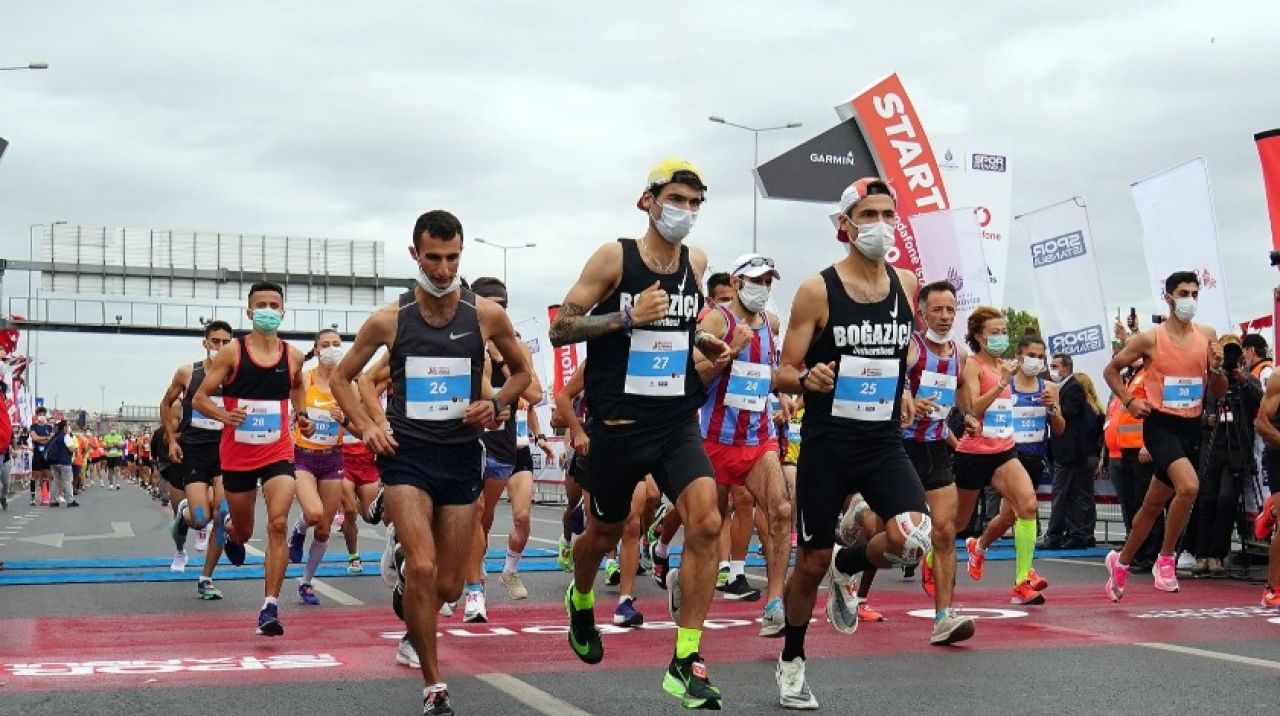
[547, 305, 581, 399]
[1256, 129, 1280, 251]
[1241, 314, 1274, 335]
[839, 74, 950, 281]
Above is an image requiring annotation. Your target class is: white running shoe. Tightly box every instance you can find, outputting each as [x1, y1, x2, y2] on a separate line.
[439, 600, 457, 617]
[380, 524, 399, 589]
[776, 655, 819, 710]
[395, 635, 420, 668]
[195, 529, 209, 552]
[500, 570, 528, 600]
[824, 545, 859, 634]
[170, 550, 189, 572]
[463, 589, 488, 623]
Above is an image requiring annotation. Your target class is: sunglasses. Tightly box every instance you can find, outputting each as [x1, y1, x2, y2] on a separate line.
[733, 256, 775, 273]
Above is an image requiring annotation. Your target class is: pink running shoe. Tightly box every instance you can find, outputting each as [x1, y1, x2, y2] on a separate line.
[1152, 554, 1180, 592]
[965, 538, 985, 582]
[1104, 550, 1127, 602]
[1256, 494, 1277, 541]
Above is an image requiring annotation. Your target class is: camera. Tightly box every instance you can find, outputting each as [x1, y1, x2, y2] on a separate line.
[1270, 249, 1280, 267]
[1223, 342, 1243, 375]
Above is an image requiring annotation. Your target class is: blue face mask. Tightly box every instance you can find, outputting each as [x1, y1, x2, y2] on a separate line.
[252, 308, 283, 333]
[986, 334, 1009, 355]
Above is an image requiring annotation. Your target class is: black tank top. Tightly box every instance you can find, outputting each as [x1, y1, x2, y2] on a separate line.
[802, 264, 913, 438]
[584, 239, 705, 425]
[482, 354, 518, 463]
[224, 336, 292, 401]
[387, 289, 485, 447]
[180, 360, 223, 446]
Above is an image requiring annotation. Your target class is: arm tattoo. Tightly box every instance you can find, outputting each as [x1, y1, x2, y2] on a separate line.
[549, 301, 623, 346]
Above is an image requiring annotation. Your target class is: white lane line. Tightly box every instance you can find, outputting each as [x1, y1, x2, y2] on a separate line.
[1137, 642, 1280, 671]
[241, 542, 363, 606]
[1042, 557, 1106, 568]
[475, 672, 595, 716]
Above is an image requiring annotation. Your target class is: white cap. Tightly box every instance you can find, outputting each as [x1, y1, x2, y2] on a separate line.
[729, 253, 780, 280]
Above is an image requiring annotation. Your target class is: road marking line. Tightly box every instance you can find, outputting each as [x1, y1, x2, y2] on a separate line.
[1043, 557, 1105, 568]
[1137, 642, 1280, 671]
[476, 672, 595, 716]
[241, 542, 363, 606]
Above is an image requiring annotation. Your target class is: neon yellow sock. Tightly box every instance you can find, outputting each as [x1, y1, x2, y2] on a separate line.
[925, 548, 934, 569]
[1014, 517, 1036, 585]
[570, 584, 594, 610]
[675, 627, 702, 659]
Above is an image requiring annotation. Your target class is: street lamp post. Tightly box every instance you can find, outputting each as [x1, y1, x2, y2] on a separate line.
[0, 62, 49, 71]
[474, 238, 537, 285]
[708, 116, 802, 253]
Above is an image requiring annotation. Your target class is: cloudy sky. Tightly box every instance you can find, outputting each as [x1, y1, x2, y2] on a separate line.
[2, 1, 1278, 411]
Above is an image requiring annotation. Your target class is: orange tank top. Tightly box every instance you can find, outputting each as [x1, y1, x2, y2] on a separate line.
[1145, 324, 1209, 418]
[957, 359, 1015, 455]
[294, 369, 344, 451]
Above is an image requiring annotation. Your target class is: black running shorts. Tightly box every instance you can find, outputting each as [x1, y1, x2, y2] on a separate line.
[903, 439, 955, 491]
[1265, 448, 1280, 494]
[180, 441, 222, 487]
[795, 426, 927, 551]
[954, 449, 1018, 491]
[585, 417, 712, 524]
[377, 440, 483, 507]
[513, 446, 534, 474]
[222, 459, 295, 494]
[1142, 411, 1203, 487]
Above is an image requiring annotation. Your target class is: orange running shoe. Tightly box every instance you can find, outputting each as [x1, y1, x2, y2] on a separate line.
[1027, 568, 1049, 592]
[965, 537, 985, 581]
[1255, 495, 1277, 541]
[1010, 580, 1046, 605]
[921, 553, 937, 598]
[1262, 585, 1280, 609]
[856, 600, 886, 622]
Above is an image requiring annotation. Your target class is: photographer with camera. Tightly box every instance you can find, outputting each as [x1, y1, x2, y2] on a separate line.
[1192, 335, 1262, 576]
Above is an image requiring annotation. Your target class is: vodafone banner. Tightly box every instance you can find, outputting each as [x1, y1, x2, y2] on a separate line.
[836, 74, 950, 281]
[546, 305, 582, 400]
[1131, 157, 1232, 332]
[1256, 129, 1280, 251]
[911, 208, 991, 332]
[935, 139, 1013, 307]
[1015, 198, 1111, 384]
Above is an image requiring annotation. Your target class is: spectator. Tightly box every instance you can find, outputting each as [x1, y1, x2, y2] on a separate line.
[1, 380, 12, 511]
[44, 418, 78, 507]
[1044, 355, 1103, 548]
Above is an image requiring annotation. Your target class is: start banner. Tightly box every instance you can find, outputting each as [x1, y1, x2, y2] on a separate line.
[1256, 129, 1280, 251]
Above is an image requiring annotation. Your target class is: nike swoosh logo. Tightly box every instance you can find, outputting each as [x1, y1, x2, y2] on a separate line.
[450, 332, 472, 341]
[799, 511, 813, 543]
[888, 295, 899, 319]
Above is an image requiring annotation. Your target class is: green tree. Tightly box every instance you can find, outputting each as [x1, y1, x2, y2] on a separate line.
[1003, 307, 1041, 342]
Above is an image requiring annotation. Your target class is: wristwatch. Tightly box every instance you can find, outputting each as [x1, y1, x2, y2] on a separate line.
[490, 397, 504, 416]
[798, 367, 811, 391]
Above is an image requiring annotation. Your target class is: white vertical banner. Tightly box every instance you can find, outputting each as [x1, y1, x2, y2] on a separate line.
[512, 316, 552, 405]
[1130, 157, 1232, 331]
[934, 139, 1014, 307]
[910, 208, 992, 332]
[1014, 198, 1111, 383]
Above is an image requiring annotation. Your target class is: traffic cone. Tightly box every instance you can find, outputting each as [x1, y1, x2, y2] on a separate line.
[40, 481, 50, 505]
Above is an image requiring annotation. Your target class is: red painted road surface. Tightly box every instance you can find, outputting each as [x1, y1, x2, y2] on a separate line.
[3, 580, 1276, 692]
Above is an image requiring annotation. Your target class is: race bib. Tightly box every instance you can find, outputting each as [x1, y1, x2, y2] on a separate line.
[787, 420, 802, 446]
[1012, 405, 1047, 444]
[982, 398, 1015, 440]
[1162, 376, 1203, 410]
[724, 361, 770, 412]
[234, 400, 283, 445]
[625, 329, 688, 397]
[190, 396, 223, 431]
[832, 356, 900, 422]
[516, 411, 530, 447]
[306, 406, 340, 447]
[916, 371, 957, 421]
[405, 356, 471, 421]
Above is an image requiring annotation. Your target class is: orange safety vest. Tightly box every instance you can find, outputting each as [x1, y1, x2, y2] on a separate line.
[1103, 397, 1122, 458]
[1253, 359, 1274, 381]
[1115, 369, 1147, 450]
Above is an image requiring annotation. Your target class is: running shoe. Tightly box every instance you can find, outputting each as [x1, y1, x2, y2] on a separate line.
[222, 517, 246, 566]
[298, 583, 320, 606]
[1152, 554, 1180, 592]
[1027, 568, 1049, 592]
[69, 500, 80, 507]
[500, 570, 529, 600]
[564, 585, 603, 664]
[393, 586, 405, 621]
[256, 603, 284, 636]
[570, 500, 585, 536]
[663, 653, 722, 710]
[1104, 550, 1127, 602]
[613, 596, 644, 627]
[965, 537, 985, 581]
[1255, 494, 1277, 540]
[1176, 551, 1195, 570]
[776, 655, 819, 710]
[396, 635, 420, 668]
[365, 488, 385, 525]
[824, 545, 859, 635]
[1010, 580, 1046, 605]
[0, 495, 7, 510]
[170, 550, 188, 573]
[760, 597, 785, 638]
[901, 563, 917, 580]
[921, 551, 936, 597]
[213, 502, 228, 548]
[604, 558, 621, 587]
[652, 550, 670, 590]
[1262, 585, 1280, 609]
[647, 501, 670, 546]
[463, 589, 487, 623]
[380, 524, 400, 589]
[715, 564, 731, 590]
[195, 528, 209, 552]
[639, 542, 652, 574]
[720, 574, 762, 601]
[667, 567, 683, 622]
[288, 528, 306, 564]
[197, 578, 223, 601]
[836, 497, 869, 547]
[348, 555, 363, 574]
[169, 510, 189, 550]
[29, 497, 37, 506]
[856, 599, 885, 622]
[423, 687, 454, 716]
[439, 599, 456, 618]
[930, 608, 976, 646]
[557, 535, 574, 572]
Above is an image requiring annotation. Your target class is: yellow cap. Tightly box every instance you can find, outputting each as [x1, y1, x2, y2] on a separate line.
[645, 158, 705, 189]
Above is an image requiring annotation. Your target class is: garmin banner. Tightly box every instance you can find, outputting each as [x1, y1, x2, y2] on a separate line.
[0, 136, 9, 165]
[934, 138, 1013, 307]
[1015, 198, 1111, 383]
[1130, 157, 1232, 332]
[754, 119, 876, 203]
[911, 208, 991, 332]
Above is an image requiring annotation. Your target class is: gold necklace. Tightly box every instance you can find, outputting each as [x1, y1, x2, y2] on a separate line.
[639, 239, 679, 273]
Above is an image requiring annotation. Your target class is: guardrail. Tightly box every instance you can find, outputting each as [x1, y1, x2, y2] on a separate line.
[7, 296, 375, 335]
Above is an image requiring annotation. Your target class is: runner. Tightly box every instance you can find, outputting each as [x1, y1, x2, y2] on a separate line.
[339, 366, 383, 573]
[87, 429, 105, 487]
[193, 284, 312, 635]
[697, 252, 792, 633]
[900, 279, 977, 645]
[28, 406, 53, 505]
[1103, 271, 1225, 600]
[287, 329, 351, 607]
[548, 158, 729, 709]
[103, 425, 123, 490]
[331, 209, 531, 715]
[1254, 354, 1280, 607]
[552, 362, 590, 573]
[163, 320, 233, 597]
[773, 177, 931, 709]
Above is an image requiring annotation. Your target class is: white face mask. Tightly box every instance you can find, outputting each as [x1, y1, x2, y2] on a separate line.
[1172, 296, 1197, 322]
[1021, 357, 1045, 377]
[1049, 369, 1062, 383]
[653, 203, 697, 244]
[206, 348, 217, 361]
[850, 220, 894, 262]
[737, 281, 770, 313]
[318, 346, 344, 366]
[925, 327, 951, 344]
[416, 267, 460, 298]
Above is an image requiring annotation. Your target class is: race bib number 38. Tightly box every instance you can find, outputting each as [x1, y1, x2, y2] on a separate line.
[406, 356, 471, 421]
[1162, 376, 1203, 410]
[724, 361, 770, 412]
[625, 329, 688, 397]
[234, 400, 283, 445]
[832, 356, 900, 422]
